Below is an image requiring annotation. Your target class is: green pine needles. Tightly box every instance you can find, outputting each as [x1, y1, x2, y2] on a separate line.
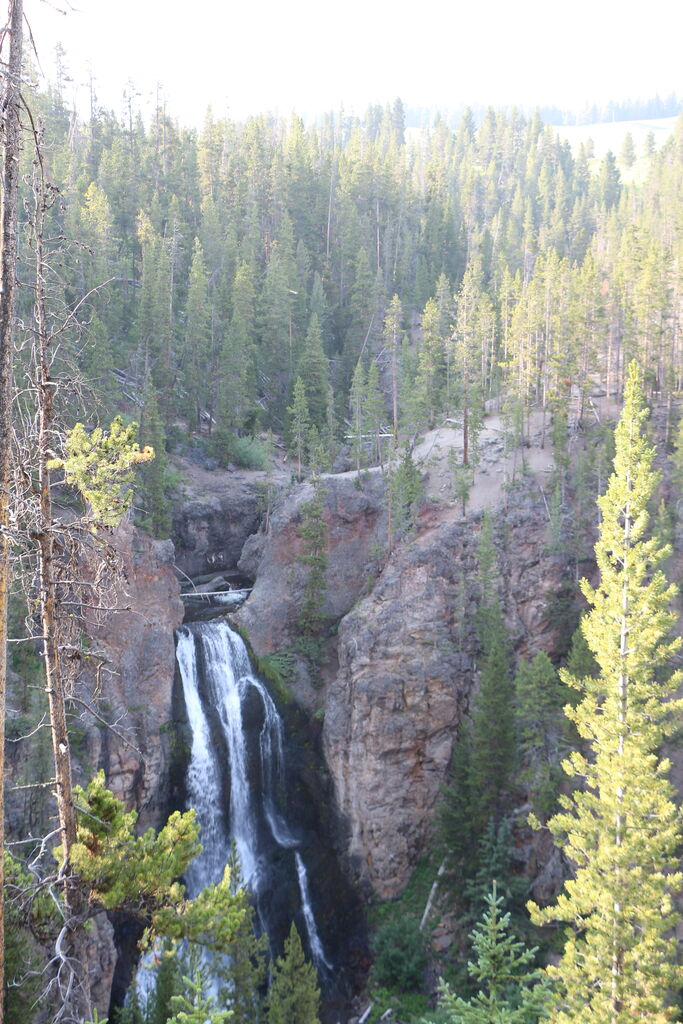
[529, 361, 683, 1023]
[433, 882, 549, 1024]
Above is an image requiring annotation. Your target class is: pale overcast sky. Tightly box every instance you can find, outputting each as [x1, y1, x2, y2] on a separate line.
[25, 0, 682, 126]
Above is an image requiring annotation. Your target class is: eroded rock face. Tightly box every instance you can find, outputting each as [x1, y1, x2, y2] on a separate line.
[323, 515, 477, 899]
[236, 472, 388, 654]
[323, 498, 575, 899]
[172, 476, 263, 581]
[84, 519, 184, 829]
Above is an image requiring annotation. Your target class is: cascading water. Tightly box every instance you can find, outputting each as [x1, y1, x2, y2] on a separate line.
[177, 619, 330, 973]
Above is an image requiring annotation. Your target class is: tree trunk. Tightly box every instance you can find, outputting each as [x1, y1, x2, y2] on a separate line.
[32, 131, 91, 1022]
[0, 3, 23, 1017]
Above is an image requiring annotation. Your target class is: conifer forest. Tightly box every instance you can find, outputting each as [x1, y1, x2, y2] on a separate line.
[2, 2, 683, 1022]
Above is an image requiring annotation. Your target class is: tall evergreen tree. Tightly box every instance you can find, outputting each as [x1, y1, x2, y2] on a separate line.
[383, 294, 403, 439]
[530, 362, 683, 1024]
[215, 260, 258, 438]
[267, 923, 321, 1024]
[183, 239, 212, 432]
[514, 651, 568, 820]
[297, 313, 331, 433]
[138, 388, 172, 539]
[218, 846, 267, 1023]
[365, 359, 386, 470]
[288, 377, 311, 481]
[469, 513, 515, 829]
[348, 358, 366, 473]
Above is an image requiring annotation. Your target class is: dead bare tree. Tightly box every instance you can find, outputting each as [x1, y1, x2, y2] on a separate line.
[0, 3, 23, 1019]
[9, 120, 150, 1023]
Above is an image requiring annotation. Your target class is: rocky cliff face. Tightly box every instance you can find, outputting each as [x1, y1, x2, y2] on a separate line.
[84, 520, 185, 828]
[323, 515, 477, 899]
[171, 463, 265, 581]
[236, 472, 388, 654]
[323, 497, 576, 899]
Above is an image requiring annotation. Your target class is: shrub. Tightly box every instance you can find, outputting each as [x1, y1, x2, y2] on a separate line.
[371, 915, 427, 992]
[231, 434, 269, 469]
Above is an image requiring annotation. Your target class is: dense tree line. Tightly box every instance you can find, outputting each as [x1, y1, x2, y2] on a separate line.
[12, 84, 682, 536]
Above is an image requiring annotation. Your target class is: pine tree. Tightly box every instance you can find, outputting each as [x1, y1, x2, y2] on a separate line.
[469, 514, 514, 828]
[288, 377, 311, 481]
[80, 314, 117, 414]
[183, 239, 212, 432]
[267, 923, 321, 1024]
[365, 359, 386, 469]
[215, 260, 258, 442]
[435, 883, 549, 1024]
[348, 358, 366, 473]
[168, 949, 231, 1024]
[297, 313, 331, 433]
[514, 652, 568, 820]
[438, 721, 474, 894]
[384, 294, 403, 439]
[530, 361, 683, 1024]
[297, 481, 328, 639]
[388, 445, 423, 538]
[139, 388, 172, 539]
[218, 845, 268, 1023]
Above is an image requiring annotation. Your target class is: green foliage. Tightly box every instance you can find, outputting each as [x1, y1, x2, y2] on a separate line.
[65, 772, 198, 914]
[217, 845, 268, 1023]
[514, 651, 570, 820]
[431, 883, 549, 1024]
[349, 358, 367, 472]
[297, 482, 328, 639]
[231, 435, 270, 470]
[112, 978, 147, 1024]
[448, 448, 474, 516]
[530, 362, 683, 1023]
[254, 649, 297, 697]
[129, 945, 182, 1024]
[50, 416, 154, 527]
[564, 622, 598, 683]
[7, 590, 43, 692]
[388, 445, 424, 536]
[65, 772, 247, 951]
[4, 852, 59, 1019]
[462, 821, 529, 934]
[365, 360, 386, 468]
[13, 79, 683, 473]
[288, 377, 311, 480]
[471, 518, 514, 815]
[371, 915, 427, 993]
[168, 949, 232, 1024]
[213, 432, 271, 470]
[437, 722, 474, 892]
[369, 988, 430, 1023]
[267, 923, 321, 1024]
[470, 595, 514, 829]
[297, 314, 332, 433]
[671, 413, 683, 493]
[138, 389, 172, 538]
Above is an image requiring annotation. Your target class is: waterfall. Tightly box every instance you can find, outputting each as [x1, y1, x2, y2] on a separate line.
[176, 619, 330, 973]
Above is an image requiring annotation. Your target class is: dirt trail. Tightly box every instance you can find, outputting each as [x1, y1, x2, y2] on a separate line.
[172, 410, 556, 521]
